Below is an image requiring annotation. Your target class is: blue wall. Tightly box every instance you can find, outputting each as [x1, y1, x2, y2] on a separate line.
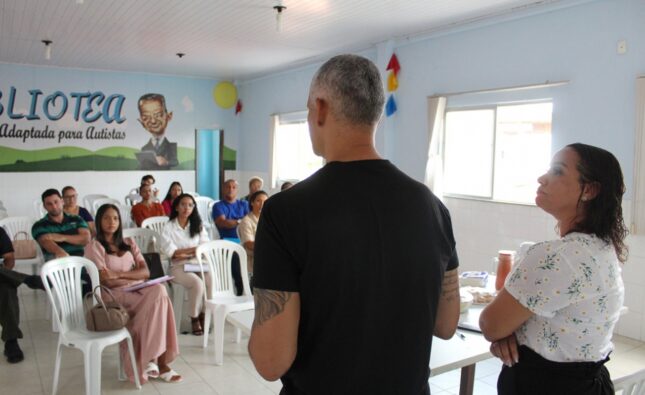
[237, 0, 645, 197]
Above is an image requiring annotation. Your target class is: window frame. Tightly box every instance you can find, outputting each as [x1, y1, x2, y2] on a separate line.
[441, 99, 553, 205]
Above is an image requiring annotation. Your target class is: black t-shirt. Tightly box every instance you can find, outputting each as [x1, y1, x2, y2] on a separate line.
[253, 160, 459, 395]
[0, 227, 14, 256]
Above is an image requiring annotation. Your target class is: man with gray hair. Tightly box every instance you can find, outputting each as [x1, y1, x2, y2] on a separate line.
[249, 54, 460, 394]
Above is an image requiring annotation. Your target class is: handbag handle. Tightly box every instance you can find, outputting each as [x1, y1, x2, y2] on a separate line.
[84, 285, 121, 316]
[13, 231, 29, 241]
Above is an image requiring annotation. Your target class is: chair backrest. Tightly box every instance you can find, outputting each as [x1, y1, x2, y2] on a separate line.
[613, 368, 645, 395]
[92, 198, 121, 217]
[123, 227, 158, 254]
[0, 216, 36, 240]
[33, 199, 46, 220]
[194, 196, 215, 226]
[196, 240, 250, 299]
[83, 194, 109, 214]
[0, 200, 7, 220]
[40, 256, 100, 334]
[142, 216, 169, 233]
[125, 193, 142, 206]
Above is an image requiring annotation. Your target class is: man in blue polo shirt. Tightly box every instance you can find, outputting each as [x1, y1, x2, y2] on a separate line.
[212, 179, 248, 294]
[212, 179, 249, 239]
[32, 189, 91, 260]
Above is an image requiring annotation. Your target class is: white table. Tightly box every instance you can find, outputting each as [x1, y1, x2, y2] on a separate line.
[227, 309, 492, 395]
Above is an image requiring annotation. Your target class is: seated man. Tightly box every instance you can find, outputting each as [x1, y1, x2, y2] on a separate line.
[0, 226, 45, 364]
[212, 179, 249, 294]
[32, 189, 92, 294]
[32, 189, 91, 260]
[212, 179, 249, 239]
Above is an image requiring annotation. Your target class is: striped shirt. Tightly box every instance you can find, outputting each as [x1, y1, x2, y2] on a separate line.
[32, 213, 88, 259]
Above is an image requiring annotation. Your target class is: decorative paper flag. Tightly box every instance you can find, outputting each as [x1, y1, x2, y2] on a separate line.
[386, 94, 397, 117]
[387, 72, 398, 92]
[386, 54, 400, 75]
[235, 99, 243, 115]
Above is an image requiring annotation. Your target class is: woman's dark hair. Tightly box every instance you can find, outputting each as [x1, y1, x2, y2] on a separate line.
[163, 181, 183, 203]
[567, 143, 628, 262]
[95, 204, 131, 254]
[249, 190, 268, 208]
[168, 193, 202, 238]
[281, 181, 293, 191]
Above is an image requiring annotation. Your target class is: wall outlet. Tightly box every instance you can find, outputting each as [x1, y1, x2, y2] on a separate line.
[617, 40, 627, 55]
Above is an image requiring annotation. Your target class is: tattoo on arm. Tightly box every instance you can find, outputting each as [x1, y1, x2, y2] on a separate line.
[253, 288, 292, 326]
[440, 271, 460, 302]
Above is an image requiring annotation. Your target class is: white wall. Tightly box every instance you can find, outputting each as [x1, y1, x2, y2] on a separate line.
[235, 0, 645, 340]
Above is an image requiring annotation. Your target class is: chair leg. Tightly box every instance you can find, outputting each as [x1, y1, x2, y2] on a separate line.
[52, 343, 63, 395]
[203, 310, 212, 348]
[89, 344, 104, 395]
[235, 328, 242, 344]
[125, 336, 141, 389]
[171, 285, 184, 334]
[214, 307, 226, 365]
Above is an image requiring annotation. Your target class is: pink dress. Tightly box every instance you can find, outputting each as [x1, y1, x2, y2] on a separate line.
[84, 239, 179, 384]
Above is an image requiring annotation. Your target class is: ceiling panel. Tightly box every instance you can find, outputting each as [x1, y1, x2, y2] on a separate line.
[0, 0, 577, 80]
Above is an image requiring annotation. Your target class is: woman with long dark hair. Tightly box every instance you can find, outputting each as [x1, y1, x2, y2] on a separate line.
[84, 204, 181, 383]
[161, 181, 183, 215]
[160, 193, 210, 335]
[480, 143, 627, 394]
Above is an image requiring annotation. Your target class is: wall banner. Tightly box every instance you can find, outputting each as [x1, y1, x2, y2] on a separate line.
[0, 66, 229, 172]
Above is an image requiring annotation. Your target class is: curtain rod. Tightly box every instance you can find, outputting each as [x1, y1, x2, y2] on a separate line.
[429, 80, 570, 98]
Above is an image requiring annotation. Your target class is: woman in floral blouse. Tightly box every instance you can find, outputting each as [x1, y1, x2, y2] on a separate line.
[480, 143, 627, 395]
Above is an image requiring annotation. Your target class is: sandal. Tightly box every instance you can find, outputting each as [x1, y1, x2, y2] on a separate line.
[191, 316, 203, 336]
[144, 362, 160, 379]
[158, 368, 182, 383]
[198, 312, 206, 333]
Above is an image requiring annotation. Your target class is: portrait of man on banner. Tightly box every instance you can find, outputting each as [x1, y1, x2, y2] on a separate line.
[136, 93, 178, 170]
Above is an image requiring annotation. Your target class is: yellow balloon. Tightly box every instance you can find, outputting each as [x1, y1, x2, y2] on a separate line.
[213, 82, 237, 109]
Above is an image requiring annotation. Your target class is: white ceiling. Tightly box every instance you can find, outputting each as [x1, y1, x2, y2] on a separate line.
[0, 0, 575, 80]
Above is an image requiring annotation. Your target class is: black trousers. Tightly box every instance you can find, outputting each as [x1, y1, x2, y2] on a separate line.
[498, 345, 614, 395]
[0, 267, 28, 342]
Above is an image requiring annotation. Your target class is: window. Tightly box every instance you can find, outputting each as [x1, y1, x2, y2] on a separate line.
[270, 112, 324, 188]
[442, 102, 552, 204]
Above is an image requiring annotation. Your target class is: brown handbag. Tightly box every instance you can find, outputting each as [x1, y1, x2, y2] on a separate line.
[12, 231, 37, 259]
[84, 285, 130, 332]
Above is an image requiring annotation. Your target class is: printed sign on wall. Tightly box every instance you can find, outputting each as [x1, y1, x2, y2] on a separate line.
[0, 65, 232, 172]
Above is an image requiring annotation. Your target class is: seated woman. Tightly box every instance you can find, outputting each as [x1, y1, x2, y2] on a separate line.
[161, 182, 183, 215]
[84, 204, 181, 384]
[61, 186, 96, 236]
[480, 143, 627, 395]
[160, 193, 210, 336]
[238, 190, 268, 276]
[131, 183, 165, 227]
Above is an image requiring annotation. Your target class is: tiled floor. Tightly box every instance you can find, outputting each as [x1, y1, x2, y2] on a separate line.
[3, 287, 645, 395]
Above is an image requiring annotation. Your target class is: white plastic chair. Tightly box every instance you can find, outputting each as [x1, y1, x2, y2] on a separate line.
[83, 194, 108, 216]
[142, 216, 169, 233]
[125, 193, 142, 206]
[614, 368, 645, 395]
[0, 216, 45, 275]
[0, 199, 8, 220]
[206, 200, 220, 240]
[40, 257, 141, 395]
[194, 196, 215, 237]
[92, 198, 121, 217]
[196, 240, 254, 365]
[122, 228, 158, 254]
[33, 199, 46, 220]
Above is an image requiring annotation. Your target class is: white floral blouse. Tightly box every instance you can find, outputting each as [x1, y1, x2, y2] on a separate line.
[505, 232, 624, 362]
